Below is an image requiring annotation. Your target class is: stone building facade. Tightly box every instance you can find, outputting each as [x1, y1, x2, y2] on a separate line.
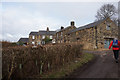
[55, 18, 118, 50]
[55, 21, 76, 43]
[29, 27, 56, 46]
[18, 17, 118, 49]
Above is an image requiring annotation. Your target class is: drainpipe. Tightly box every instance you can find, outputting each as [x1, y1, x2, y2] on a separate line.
[95, 26, 98, 49]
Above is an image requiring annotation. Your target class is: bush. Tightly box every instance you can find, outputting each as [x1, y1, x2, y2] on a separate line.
[2, 41, 18, 48]
[2, 43, 83, 79]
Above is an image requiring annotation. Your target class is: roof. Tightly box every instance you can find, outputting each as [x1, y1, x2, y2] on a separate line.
[29, 32, 38, 35]
[38, 31, 56, 35]
[18, 38, 29, 43]
[68, 18, 106, 34]
[29, 31, 56, 35]
[57, 25, 76, 33]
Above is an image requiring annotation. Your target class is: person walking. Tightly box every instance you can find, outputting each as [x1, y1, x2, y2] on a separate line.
[109, 38, 120, 63]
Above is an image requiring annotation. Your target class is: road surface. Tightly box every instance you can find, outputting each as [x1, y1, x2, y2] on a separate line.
[67, 50, 120, 78]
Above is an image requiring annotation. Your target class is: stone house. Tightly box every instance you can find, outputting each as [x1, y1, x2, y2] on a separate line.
[67, 18, 118, 49]
[29, 27, 56, 46]
[55, 21, 76, 43]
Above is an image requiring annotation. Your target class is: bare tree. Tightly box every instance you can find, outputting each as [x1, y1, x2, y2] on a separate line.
[95, 4, 117, 21]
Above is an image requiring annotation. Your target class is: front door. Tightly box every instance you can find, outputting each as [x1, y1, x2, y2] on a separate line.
[104, 39, 112, 48]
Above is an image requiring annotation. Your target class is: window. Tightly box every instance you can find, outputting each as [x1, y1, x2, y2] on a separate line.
[57, 34, 58, 38]
[50, 35, 53, 39]
[61, 32, 63, 37]
[32, 41, 35, 45]
[76, 38, 80, 40]
[42, 35, 45, 39]
[52, 39, 56, 43]
[32, 36, 35, 39]
[42, 41, 45, 45]
[76, 32, 78, 35]
[106, 23, 110, 30]
[38, 41, 41, 45]
[106, 25, 110, 30]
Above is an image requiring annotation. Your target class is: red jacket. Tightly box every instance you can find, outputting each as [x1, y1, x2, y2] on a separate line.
[109, 41, 120, 50]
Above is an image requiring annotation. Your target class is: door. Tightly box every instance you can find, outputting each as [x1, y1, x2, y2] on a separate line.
[104, 39, 110, 48]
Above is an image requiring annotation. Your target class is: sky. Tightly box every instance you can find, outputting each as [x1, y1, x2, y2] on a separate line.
[1, 0, 119, 42]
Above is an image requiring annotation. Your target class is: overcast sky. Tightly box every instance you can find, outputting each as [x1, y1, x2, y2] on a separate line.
[1, 0, 119, 42]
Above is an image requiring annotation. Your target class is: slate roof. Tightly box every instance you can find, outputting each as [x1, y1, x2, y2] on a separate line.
[68, 18, 106, 34]
[29, 32, 38, 35]
[29, 31, 56, 35]
[18, 38, 29, 43]
[38, 31, 56, 35]
[56, 25, 76, 33]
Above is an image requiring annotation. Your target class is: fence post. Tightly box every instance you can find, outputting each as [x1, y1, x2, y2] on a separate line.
[19, 63, 22, 70]
[36, 60, 37, 66]
[48, 62, 50, 70]
[40, 62, 44, 75]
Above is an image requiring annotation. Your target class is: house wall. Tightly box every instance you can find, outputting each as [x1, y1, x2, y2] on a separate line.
[68, 27, 96, 50]
[66, 18, 118, 50]
[29, 35, 41, 45]
[29, 34, 55, 45]
[97, 18, 118, 49]
[55, 26, 76, 43]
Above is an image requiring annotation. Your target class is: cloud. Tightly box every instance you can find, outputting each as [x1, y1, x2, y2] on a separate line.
[2, 5, 62, 42]
[6, 33, 13, 38]
[2, 2, 118, 42]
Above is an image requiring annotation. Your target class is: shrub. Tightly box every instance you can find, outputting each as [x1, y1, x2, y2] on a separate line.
[2, 43, 83, 79]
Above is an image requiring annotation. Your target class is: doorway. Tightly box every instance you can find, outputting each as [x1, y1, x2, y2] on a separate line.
[104, 38, 113, 48]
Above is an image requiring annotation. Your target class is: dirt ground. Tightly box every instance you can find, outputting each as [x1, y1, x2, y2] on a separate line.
[67, 50, 120, 78]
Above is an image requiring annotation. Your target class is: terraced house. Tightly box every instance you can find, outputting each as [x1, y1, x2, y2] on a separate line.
[18, 18, 118, 49]
[55, 18, 118, 50]
[29, 27, 56, 46]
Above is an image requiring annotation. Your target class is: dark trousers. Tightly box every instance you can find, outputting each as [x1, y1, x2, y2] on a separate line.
[113, 50, 119, 60]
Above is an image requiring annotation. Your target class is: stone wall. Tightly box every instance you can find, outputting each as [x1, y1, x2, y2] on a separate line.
[97, 18, 118, 49]
[69, 27, 96, 50]
[67, 18, 118, 50]
[29, 35, 42, 45]
[55, 25, 76, 43]
[29, 34, 54, 45]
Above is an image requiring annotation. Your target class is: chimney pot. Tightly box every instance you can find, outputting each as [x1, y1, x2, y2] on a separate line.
[47, 27, 49, 31]
[71, 21, 75, 26]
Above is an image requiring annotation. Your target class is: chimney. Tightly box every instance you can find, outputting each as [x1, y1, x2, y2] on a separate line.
[71, 21, 75, 26]
[61, 26, 64, 30]
[47, 27, 49, 32]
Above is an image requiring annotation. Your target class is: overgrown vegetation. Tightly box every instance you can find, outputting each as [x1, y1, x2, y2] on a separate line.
[43, 36, 52, 44]
[2, 43, 83, 80]
[43, 53, 94, 78]
[2, 41, 18, 48]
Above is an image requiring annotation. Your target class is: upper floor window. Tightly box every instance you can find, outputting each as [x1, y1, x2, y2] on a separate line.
[61, 32, 63, 37]
[106, 23, 110, 30]
[42, 35, 45, 39]
[50, 35, 53, 39]
[76, 31, 78, 35]
[32, 36, 35, 39]
[57, 34, 58, 38]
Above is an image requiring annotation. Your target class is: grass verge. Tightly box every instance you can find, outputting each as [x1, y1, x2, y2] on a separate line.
[42, 53, 94, 78]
